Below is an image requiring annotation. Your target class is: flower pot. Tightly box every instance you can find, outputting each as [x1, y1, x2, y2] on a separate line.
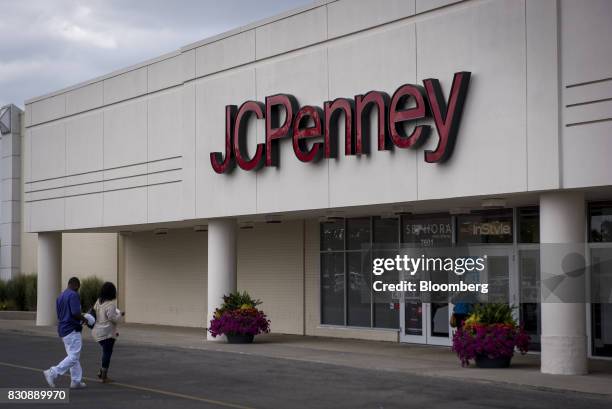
[475, 354, 512, 368]
[226, 334, 255, 344]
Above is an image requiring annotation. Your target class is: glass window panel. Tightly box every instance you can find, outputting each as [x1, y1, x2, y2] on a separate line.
[457, 209, 513, 244]
[372, 249, 399, 329]
[518, 207, 539, 243]
[590, 203, 612, 243]
[404, 302, 423, 336]
[431, 303, 449, 337]
[373, 302, 399, 329]
[320, 220, 344, 251]
[519, 249, 541, 351]
[401, 214, 452, 247]
[321, 253, 344, 325]
[347, 251, 371, 327]
[485, 255, 510, 303]
[591, 247, 612, 357]
[373, 217, 399, 249]
[347, 218, 371, 250]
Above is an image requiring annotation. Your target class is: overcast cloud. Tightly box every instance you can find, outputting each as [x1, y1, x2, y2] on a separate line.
[0, 0, 312, 108]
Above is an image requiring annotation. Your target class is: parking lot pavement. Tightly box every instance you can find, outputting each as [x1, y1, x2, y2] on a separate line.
[1, 331, 612, 409]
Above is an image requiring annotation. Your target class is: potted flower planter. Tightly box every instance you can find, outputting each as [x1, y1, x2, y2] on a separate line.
[226, 334, 255, 344]
[208, 291, 271, 344]
[452, 304, 530, 368]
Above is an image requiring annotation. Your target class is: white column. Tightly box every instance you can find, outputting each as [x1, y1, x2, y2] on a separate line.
[0, 104, 22, 281]
[207, 219, 237, 341]
[36, 233, 62, 326]
[540, 191, 587, 374]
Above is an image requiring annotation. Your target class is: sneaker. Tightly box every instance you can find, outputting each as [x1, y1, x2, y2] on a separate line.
[70, 381, 87, 389]
[43, 370, 56, 388]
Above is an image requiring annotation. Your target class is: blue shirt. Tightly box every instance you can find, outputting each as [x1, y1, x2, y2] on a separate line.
[453, 302, 473, 315]
[56, 289, 82, 337]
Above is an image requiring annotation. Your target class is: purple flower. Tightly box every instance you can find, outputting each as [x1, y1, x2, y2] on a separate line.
[208, 307, 271, 337]
[452, 323, 530, 367]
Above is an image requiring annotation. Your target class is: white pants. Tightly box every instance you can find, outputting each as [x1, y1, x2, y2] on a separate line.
[50, 331, 82, 382]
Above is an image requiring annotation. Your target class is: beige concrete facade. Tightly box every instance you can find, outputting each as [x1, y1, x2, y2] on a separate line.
[117, 218, 397, 342]
[61, 233, 117, 284]
[18, 109, 118, 287]
[18, 213, 399, 342]
[238, 221, 304, 335]
[20, 230, 118, 286]
[124, 229, 207, 328]
[25, 0, 612, 233]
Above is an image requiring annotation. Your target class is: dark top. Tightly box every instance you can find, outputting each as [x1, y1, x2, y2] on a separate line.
[56, 289, 82, 337]
[453, 302, 473, 315]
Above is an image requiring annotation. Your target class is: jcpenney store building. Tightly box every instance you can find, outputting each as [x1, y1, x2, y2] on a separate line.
[24, 0, 612, 375]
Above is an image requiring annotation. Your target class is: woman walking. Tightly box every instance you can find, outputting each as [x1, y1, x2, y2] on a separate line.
[91, 282, 122, 383]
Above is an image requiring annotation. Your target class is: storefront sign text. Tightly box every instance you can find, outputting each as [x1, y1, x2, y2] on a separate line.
[210, 72, 471, 173]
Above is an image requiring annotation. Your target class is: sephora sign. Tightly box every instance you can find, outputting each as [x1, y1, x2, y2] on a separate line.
[210, 71, 471, 174]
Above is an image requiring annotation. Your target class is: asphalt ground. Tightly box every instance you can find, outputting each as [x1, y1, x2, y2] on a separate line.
[0, 331, 611, 409]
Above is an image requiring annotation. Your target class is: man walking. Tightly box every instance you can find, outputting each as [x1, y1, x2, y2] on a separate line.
[43, 277, 87, 389]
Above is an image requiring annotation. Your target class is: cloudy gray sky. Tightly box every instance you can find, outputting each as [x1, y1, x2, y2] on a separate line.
[0, 0, 312, 108]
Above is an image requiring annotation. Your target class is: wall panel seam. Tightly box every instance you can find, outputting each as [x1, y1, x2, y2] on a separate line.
[25, 180, 181, 203]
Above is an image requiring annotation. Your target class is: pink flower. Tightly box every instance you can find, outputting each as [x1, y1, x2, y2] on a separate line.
[452, 323, 530, 367]
[208, 307, 271, 337]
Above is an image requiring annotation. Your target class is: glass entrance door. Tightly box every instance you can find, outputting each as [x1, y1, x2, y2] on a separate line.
[400, 300, 451, 346]
[399, 268, 451, 346]
[399, 247, 516, 346]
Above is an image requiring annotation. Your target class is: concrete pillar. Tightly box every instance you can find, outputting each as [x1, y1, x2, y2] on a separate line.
[0, 104, 22, 281]
[540, 191, 587, 374]
[117, 233, 126, 311]
[207, 219, 237, 341]
[36, 233, 62, 326]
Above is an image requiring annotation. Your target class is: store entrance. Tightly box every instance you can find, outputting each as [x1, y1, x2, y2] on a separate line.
[400, 301, 451, 346]
[318, 207, 542, 344]
[399, 247, 516, 346]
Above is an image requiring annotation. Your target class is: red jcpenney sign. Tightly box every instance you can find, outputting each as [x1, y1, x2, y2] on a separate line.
[210, 71, 470, 173]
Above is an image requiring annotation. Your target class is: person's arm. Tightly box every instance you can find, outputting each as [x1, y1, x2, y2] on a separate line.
[69, 293, 85, 322]
[107, 303, 121, 323]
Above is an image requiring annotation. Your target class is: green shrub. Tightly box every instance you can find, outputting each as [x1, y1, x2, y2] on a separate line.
[79, 276, 103, 312]
[216, 291, 262, 316]
[6, 275, 27, 310]
[0, 299, 17, 311]
[5, 277, 22, 310]
[24, 275, 37, 311]
[3, 275, 37, 311]
[0, 279, 6, 302]
[469, 303, 516, 326]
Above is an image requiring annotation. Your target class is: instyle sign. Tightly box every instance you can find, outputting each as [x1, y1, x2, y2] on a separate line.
[210, 71, 471, 174]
